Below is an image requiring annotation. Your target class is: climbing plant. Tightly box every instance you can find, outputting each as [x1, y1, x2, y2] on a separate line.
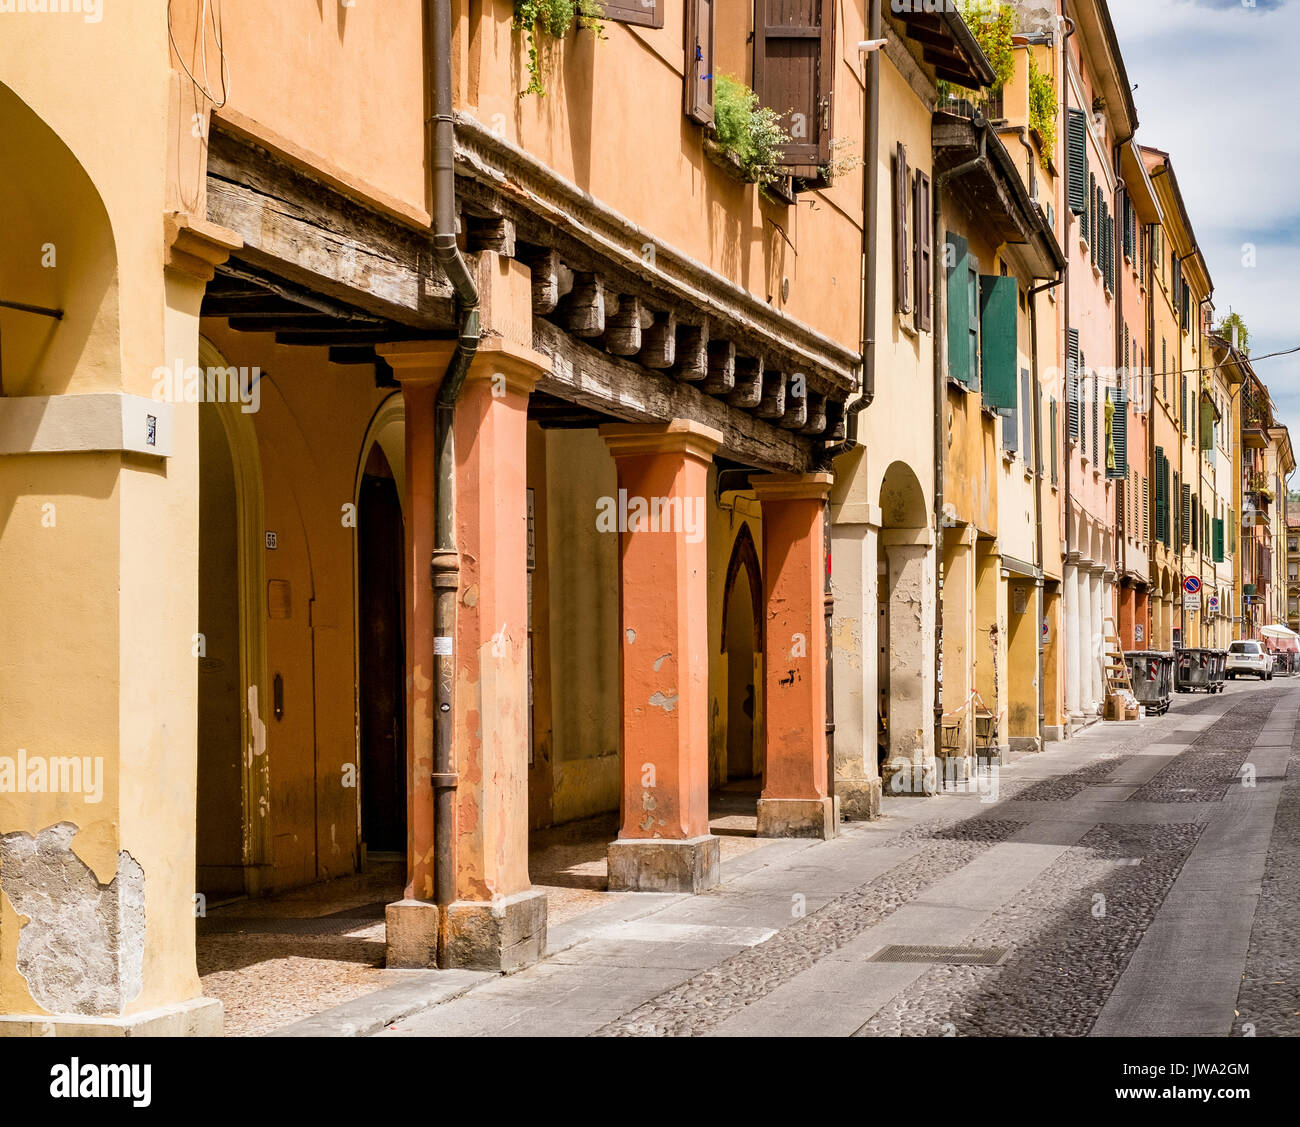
[1028, 53, 1056, 170]
[513, 0, 605, 98]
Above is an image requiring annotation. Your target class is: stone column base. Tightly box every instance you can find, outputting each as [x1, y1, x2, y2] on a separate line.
[757, 796, 838, 839]
[1043, 724, 1067, 742]
[442, 889, 548, 973]
[0, 997, 222, 1038]
[608, 835, 720, 893]
[385, 898, 440, 969]
[1008, 737, 1043, 755]
[835, 778, 882, 821]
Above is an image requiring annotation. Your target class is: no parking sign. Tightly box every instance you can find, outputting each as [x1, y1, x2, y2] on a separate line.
[1184, 575, 1201, 613]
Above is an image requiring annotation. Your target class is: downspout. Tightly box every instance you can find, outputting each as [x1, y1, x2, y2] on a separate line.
[933, 120, 989, 765]
[828, 0, 881, 459]
[1029, 266, 1063, 748]
[1112, 134, 1130, 621]
[428, 0, 480, 946]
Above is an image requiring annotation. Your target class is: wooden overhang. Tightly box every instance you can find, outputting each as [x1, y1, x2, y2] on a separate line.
[892, 7, 997, 89]
[451, 111, 861, 472]
[205, 122, 457, 333]
[933, 112, 1066, 280]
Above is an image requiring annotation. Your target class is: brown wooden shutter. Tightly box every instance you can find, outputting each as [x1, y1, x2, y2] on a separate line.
[684, 0, 714, 125]
[914, 168, 932, 332]
[894, 144, 911, 316]
[753, 0, 835, 172]
[602, 0, 663, 28]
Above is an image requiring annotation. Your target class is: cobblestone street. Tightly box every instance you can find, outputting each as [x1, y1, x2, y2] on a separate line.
[354, 679, 1300, 1038]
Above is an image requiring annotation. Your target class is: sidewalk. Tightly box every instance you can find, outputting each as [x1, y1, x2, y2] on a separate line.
[252, 687, 1254, 1037]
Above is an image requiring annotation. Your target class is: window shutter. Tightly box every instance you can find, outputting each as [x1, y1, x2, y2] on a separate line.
[1023, 368, 1035, 469]
[684, 0, 715, 125]
[1107, 385, 1127, 479]
[894, 144, 911, 316]
[1181, 482, 1191, 547]
[753, 0, 834, 170]
[945, 234, 972, 384]
[1050, 398, 1059, 486]
[1155, 447, 1167, 545]
[1067, 108, 1087, 215]
[1067, 327, 1080, 441]
[1088, 176, 1097, 258]
[1144, 475, 1149, 541]
[1230, 508, 1236, 554]
[1091, 371, 1098, 466]
[914, 170, 932, 332]
[979, 275, 1018, 413]
[602, 0, 663, 27]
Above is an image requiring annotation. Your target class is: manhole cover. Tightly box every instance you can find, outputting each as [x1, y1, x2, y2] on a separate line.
[868, 944, 1009, 966]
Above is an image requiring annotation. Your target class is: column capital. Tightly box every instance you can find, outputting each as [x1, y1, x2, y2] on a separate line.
[378, 337, 548, 396]
[750, 471, 834, 503]
[164, 212, 242, 282]
[599, 419, 722, 463]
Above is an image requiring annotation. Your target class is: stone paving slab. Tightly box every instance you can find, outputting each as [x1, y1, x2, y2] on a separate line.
[1091, 694, 1297, 1037]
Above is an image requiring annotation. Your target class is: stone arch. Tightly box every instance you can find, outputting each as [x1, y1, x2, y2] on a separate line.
[196, 336, 271, 891]
[0, 81, 119, 399]
[879, 460, 928, 530]
[720, 520, 763, 654]
[721, 521, 763, 781]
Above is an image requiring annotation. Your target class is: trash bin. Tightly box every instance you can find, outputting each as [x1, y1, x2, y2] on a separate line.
[1125, 651, 1174, 715]
[1207, 650, 1227, 692]
[1176, 648, 1216, 694]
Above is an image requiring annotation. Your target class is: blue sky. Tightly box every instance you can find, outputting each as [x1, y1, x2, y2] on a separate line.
[1109, 0, 1300, 451]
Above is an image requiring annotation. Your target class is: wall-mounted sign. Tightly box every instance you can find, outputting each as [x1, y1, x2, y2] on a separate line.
[265, 531, 278, 550]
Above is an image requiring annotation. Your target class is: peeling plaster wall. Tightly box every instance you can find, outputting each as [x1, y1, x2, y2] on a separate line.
[0, 824, 144, 1017]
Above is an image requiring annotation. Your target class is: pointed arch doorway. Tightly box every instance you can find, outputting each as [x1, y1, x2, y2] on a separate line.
[722, 523, 764, 781]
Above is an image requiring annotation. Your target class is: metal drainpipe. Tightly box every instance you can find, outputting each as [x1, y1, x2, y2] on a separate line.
[933, 121, 989, 768]
[828, 0, 881, 460]
[427, 0, 480, 951]
[1029, 265, 1063, 748]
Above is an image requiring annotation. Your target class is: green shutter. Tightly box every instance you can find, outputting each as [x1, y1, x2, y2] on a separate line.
[945, 234, 972, 385]
[979, 275, 1018, 413]
[1107, 386, 1127, 479]
[1067, 108, 1087, 215]
[1181, 483, 1191, 547]
[1066, 328, 1080, 441]
[1155, 447, 1167, 545]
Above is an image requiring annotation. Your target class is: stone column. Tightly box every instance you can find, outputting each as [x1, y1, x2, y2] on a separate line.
[1090, 569, 1107, 706]
[881, 530, 936, 794]
[601, 420, 722, 893]
[942, 526, 977, 760]
[1063, 560, 1081, 722]
[1076, 564, 1095, 716]
[380, 329, 549, 972]
[829, 486, 882, 820]
[751, 472, 837, 839]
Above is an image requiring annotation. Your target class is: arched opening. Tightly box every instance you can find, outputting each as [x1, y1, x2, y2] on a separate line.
[197, 406, 245, 896]
[195, 339, 269, 899]
[877, 461, 931, 786]
[721, 522, 763, 781]
[356, 441, 407, 856]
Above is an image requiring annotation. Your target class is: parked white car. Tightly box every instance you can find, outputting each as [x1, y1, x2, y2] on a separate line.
[1226, 640, 1274, 680]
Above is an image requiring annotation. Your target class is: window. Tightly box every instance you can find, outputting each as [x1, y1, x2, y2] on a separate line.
[1050, 398, 1059, 486]
[603, 0, 663, 27]
[1067, 109, 1088, 215]
[980, 275, 1018, 416]
[683, 0, 714, 124]
[946, 234, 980, 387]
[894, 144, 911, 317]
[914, 170, 932, 332]
[754, 0, 835, 174]
[1289, 538, 1297, 552]
[1066, 327, 1080, 442]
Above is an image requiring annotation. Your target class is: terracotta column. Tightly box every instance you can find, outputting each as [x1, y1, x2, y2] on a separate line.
[601, 420, 721, 893]
[751, 472, 837, 839]
[380, 335, 548, 971]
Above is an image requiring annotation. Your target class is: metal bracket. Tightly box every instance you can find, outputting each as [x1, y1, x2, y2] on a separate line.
[430, 772, 459, 789]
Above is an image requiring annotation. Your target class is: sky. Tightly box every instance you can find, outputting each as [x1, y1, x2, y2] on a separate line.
[1108, 0, 1300, 456]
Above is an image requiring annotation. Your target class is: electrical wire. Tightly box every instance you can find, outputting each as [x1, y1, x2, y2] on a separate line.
[168, 0, 229, 109]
